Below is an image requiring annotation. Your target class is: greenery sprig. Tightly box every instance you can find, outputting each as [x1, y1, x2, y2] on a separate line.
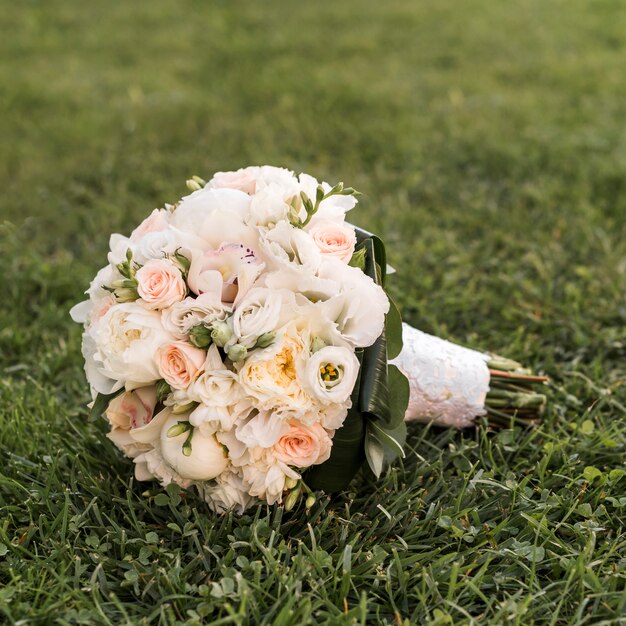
[289, 182, 359, 229]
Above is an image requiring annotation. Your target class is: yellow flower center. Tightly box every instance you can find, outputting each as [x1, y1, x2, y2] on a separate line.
[320, 364, 340, 383]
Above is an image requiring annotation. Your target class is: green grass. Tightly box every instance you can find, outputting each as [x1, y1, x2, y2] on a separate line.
[1, 0, 626, 623]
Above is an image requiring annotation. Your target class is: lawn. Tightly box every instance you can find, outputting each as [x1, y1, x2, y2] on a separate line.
[1, 0, 626, 624]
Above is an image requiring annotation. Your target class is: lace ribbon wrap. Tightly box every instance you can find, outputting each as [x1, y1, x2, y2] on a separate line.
[391, 323, 491, 429]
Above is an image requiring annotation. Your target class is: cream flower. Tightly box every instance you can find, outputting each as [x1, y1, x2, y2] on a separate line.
[238, 324, 312, 413]
[203, 470, 254, 514]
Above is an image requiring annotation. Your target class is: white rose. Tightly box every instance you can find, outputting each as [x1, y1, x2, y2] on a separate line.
[159, 414, 229, 481]
[170, 186, 250, 232]
[90, 301, 171, 390]
[231, 287, 294, 348]
[133, 229, 180, 264]
[70, 265, 119, 326]
[162, 293, 229, 339]
[305, 346, 360, 404]
[256, 166, 298, 192]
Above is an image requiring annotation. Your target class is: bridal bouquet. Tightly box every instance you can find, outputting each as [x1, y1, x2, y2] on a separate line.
[71, 166, 547, 513]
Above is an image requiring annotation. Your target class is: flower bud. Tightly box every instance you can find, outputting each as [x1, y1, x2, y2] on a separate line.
[254, 332, 276, 350]
[227, 343, 248, 363]
[166, 421, 191, 438]
[191, 175, 207, 187]
[190, 324, 212, 348]
[284, 476, 299, 490]
[172, 401, 198, 415]
[305, 494, 316, 509]
[211, 321, 233, 347]
[186, 178, 203, 191]
[284, 488, 301, 512]
[114, 287, 139, 303]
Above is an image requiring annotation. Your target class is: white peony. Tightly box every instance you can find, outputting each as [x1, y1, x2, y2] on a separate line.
[90, 301, 171, 391]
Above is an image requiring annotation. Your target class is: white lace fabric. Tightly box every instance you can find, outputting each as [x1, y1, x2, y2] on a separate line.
[391, 323, 491, 429]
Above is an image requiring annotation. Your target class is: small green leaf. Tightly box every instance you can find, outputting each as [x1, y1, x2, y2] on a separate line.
[580, 420, 595, 435]
[89, 389, 124, 422]
[387, 364, 410, 428]
[364, 431, 385, 477]
[386, 297, 404, 360]
[583, 466, 603, 482]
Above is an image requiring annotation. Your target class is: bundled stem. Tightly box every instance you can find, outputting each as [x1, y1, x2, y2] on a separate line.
[485, 356, 548, 428]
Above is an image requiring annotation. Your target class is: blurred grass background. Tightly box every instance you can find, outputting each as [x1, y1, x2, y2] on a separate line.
[1, 1, 626, 624]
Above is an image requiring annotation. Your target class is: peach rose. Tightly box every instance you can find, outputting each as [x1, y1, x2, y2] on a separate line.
[136, 259, 186, 309]
[158, 341, 206, 389]
[131, 208, 170, 241]
[273, 421, 332, 468]
[105, 386, 158, 430]
[307, 221, 356, 263]
[210, 169, 257, 195]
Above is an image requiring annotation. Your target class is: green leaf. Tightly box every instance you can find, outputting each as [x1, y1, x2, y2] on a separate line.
[386, 296, 404, 360]
[364, 431, 385, 478]
[387, 364, 410, 428]
[359, 331, 390, 424]
[89, 389, 124, 422]
[305, 406, 365, 491]
[368, 420, 407, 460]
